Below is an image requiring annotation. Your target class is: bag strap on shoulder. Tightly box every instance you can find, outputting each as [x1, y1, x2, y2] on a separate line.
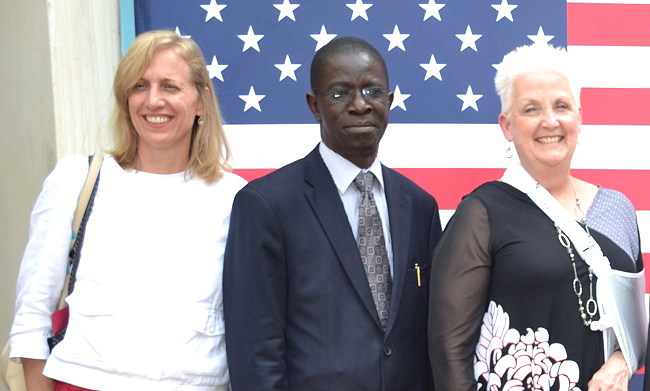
[57, 153, 103, 308]
[69, 154, 103, 250]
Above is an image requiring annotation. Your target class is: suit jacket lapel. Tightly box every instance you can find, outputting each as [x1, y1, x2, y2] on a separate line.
[303, 149, 383, 329]
[383, 166, 412, 334]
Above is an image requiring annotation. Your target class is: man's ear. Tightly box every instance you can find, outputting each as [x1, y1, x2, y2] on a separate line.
[306, 93, 322, 122]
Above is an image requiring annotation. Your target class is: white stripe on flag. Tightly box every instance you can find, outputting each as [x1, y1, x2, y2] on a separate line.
[225, 124, 650, 170]
[568, 46, 650, 88]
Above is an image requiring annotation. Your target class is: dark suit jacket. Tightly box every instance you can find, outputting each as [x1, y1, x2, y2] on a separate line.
[224, 146, 442, 391]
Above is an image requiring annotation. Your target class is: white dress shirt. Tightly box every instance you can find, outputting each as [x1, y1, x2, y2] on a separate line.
[10, 155, 246, 390]
[318, 142, 394, 275]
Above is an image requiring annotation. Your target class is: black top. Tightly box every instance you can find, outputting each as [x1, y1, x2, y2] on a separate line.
[429, 181, 642, 391]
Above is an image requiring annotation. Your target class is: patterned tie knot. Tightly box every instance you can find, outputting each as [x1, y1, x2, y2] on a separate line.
[354, 171, 375, 194]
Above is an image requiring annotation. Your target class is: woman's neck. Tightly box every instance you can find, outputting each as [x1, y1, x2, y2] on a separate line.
[134, 147, 190, 174]
[523, 162, 579, 219]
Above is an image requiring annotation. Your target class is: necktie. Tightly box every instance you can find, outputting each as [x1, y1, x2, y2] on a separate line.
[354, 172, 392, 329]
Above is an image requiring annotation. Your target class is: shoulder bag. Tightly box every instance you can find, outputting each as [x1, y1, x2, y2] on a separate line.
[0, 154, 103, 391]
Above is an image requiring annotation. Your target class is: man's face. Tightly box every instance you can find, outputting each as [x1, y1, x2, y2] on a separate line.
[307, 51, 393, 168]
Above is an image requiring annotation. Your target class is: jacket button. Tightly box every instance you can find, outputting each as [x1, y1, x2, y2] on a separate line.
[383, 345, 392, 356]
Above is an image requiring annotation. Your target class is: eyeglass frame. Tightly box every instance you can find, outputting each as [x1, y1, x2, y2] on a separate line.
[312, 87, 391, 104]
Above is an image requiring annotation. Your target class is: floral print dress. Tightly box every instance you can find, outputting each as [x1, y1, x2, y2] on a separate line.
[428, 181, 642, 391]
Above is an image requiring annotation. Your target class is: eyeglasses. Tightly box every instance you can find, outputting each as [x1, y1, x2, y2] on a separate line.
[314, 87, 389, 104]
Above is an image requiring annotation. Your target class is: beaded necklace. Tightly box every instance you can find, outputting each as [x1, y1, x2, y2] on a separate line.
[554, 184, 597, 327]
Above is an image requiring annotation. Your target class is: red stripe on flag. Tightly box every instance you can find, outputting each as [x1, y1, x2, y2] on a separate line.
[571, 169, 650, 210]
[581, 88, 650, 125]
[234, 168, 650, 211]
[394, 168, 650, 210]
[233, 168, 501, 209]
[235, 169, 275, 183]
[393, 168, 502, 209]
[233, 168, 499, 208]
[567, 3, 650, 46]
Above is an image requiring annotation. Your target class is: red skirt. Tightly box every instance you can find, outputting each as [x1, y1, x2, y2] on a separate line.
[53, 381, 95, 391]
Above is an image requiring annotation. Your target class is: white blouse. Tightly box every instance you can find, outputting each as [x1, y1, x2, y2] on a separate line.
[10, 155, 246, 390]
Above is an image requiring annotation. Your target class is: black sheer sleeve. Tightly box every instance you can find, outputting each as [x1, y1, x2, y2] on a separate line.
[428, 196, 492, 391]
[635, 227, 643, 272]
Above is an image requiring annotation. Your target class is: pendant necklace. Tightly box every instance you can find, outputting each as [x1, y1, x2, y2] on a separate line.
[554, 182, 598, 327]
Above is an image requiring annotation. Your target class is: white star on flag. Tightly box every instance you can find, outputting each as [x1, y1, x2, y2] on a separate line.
[175, 27, 191, 39]
[310, 25, 337, 51]
[347, 0, 373, 21]
[200, 0, 227, 22]
[238, 26, 264, 52]
[491, 0, 517, 22]
[273, 0, 300, 21]
[528, 26, 554, 45]
[390, 85, 410, 111]
[456, 25, 481, 52]
[239, 86, 265, 112]
[457, 85, 483, 111]
[420, 54, 446, 81]
[383, 25, 409, 51]
[207, 56, 228, 81]
[275, 55, 301, 81]
[135, 0, 650, 294]
[419, 0, 445, 21]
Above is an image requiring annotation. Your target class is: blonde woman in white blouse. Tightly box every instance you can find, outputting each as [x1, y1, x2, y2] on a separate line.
[10, 30, 245, 391]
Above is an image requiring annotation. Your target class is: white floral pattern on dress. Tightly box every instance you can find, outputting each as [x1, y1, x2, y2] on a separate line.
[474, 301, 581, 391]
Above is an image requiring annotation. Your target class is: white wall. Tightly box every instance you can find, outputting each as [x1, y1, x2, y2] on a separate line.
[0, 2, 120, 389]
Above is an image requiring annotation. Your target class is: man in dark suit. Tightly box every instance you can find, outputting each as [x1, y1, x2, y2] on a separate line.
[223, 36, 442, 391]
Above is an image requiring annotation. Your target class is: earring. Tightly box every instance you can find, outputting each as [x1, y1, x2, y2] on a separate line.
[197, 116, 204, 126]
[505, 143, 513, 158]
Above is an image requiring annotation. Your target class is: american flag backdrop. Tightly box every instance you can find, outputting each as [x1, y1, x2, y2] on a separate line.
[132, 0, 650, 385]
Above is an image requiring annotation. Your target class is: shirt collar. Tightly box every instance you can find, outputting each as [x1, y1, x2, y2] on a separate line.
[318, 142, 385, 195]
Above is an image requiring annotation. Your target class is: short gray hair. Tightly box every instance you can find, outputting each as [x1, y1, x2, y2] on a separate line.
[494, 44, 581, 116]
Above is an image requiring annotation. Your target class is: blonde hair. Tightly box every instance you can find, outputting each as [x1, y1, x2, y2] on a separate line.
[494, 44, 581, 116]
[110, 29, 230, 183]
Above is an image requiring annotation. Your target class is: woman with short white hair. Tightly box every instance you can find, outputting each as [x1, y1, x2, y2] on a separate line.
[428, 44, 645, 391]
